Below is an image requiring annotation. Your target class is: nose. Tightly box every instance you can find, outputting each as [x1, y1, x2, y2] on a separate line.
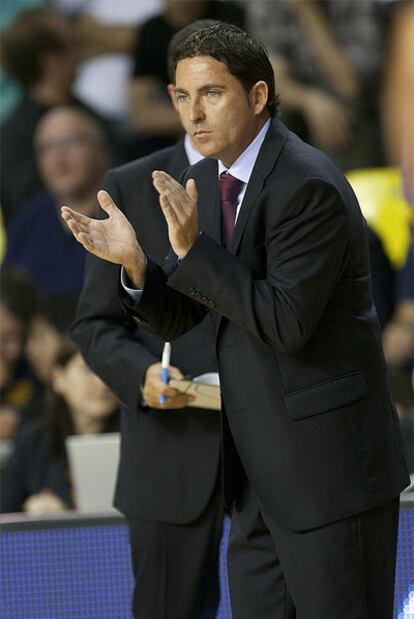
[189, 99, 206, 123]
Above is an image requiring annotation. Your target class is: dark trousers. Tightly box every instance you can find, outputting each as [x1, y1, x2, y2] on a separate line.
[228, 482, 400, 619]
[126, 486, 224, 619]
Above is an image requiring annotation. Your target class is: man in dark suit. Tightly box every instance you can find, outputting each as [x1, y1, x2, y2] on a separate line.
[63, 23, 410, 619]
[71, 139, 224, 619]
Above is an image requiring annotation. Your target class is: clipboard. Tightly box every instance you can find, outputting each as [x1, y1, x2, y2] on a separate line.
[168, 378, 221, 411]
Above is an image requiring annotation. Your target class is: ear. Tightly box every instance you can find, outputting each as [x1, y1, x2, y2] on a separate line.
[167, 83, 179, 112]
[250, 81, 269, 116]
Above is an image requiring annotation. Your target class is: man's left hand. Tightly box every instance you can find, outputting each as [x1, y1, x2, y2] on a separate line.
[152, 171, 199, 258]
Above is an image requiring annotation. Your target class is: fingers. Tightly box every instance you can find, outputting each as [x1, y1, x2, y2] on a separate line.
[97, 189, 119, 215]
[151, 171, 199, 258]
[61, 209, 89, 235]
[152, 171, 196, 214]
[152, 172, 199, 253]
[146, 391, 194, 410]
[185, 178, 198, 202]
[60, 206, 93, 231]
[159, 193, 180, 227]
[143, 363, 192, 409]
[61, 205, 93, 227]
[61, 212, 96, 252]
[152, 171, 184, 196]
[144, 382, 194, 409]
[168, 365, 184, 380]
[61, 207, 95, 249]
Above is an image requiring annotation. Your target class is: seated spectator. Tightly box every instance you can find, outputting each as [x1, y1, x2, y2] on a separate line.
[128, 0, 245, 157]
[18, 292, 79, 431]
[3, 106, 111, 296]
[0, 268, 40, 441]
[0, 8, 127, 227]
[0, 341, 119, 514]
[0, 8, 78, 226]
[248, 0, 394, 171]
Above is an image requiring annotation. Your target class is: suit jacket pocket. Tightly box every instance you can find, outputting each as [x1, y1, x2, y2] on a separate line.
[283, 372, 369, 421]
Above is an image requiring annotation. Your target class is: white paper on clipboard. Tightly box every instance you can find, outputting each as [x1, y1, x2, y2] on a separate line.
[169, 373, 221, 410]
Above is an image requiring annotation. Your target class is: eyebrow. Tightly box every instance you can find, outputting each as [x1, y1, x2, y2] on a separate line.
[174, 83, 226, 94]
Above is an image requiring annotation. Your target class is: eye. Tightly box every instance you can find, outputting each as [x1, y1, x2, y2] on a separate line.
[207, 90, 220, 97]
[176, 94, 188, 103]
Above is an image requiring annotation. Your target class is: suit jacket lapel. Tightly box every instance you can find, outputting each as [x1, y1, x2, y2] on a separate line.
[230, 118, 289, 254]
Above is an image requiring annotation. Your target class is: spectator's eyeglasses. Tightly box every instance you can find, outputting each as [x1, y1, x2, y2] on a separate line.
[35, 133, 97, 156]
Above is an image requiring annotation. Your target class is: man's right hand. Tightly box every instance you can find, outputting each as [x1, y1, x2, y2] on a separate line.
[143, 362, 194, 410]
[61, 190, 146, 288]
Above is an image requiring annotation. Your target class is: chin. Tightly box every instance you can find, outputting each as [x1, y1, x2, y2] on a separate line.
[197, 144, 220, 160]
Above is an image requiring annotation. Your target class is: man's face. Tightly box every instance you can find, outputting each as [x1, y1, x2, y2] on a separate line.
[34, 111, 107, 202]
[174, 56, 265, 167]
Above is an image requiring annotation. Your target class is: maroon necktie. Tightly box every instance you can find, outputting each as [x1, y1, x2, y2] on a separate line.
[218, 171, 244, 247]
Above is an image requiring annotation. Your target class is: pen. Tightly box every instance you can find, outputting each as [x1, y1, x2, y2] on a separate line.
[160, 342, 171, 404]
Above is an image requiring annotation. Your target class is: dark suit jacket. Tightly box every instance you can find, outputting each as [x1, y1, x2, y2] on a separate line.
[122, 119, 410, 531]
[72, 142, 221, 524]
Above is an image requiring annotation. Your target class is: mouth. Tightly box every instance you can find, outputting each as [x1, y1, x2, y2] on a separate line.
[193, 130, 211, 137]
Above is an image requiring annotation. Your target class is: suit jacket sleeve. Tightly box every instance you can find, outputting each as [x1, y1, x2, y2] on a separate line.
[127, 179, 350, 354]
[119, 253, 209, 341]
[71, 170, 159, 411]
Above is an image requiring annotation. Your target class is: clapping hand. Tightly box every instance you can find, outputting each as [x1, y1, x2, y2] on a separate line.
[61, 190, 146, 287]
[152, 171, 199, 258]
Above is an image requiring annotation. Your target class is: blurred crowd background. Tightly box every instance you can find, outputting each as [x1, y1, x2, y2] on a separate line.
[0, 0, 413, 515]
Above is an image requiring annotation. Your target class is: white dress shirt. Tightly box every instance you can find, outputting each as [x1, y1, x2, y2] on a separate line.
[218, 117, 271, 220]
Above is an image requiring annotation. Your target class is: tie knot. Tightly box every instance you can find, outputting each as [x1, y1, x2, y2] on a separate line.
[219, 172, 243, 203]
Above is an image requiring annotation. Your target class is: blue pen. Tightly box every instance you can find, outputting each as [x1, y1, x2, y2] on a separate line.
[160, 342, 171, 404]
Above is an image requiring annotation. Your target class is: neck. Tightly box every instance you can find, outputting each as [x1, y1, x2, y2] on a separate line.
[29, 82, 72, 107]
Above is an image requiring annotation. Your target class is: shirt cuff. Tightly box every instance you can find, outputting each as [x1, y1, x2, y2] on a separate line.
[121, 267, 144, 302]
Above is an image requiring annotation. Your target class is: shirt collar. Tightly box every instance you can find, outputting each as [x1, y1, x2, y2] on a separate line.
[218, 118, 271, 183]
[184, 134, 204, 166]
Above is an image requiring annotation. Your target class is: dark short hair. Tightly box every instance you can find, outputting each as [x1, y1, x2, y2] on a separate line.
[0, 267, 39, 323]
[45, 342, 119, 458]
[1, 8, 70, 88]
[172, 22, 279, 116]
[167, 19, 221, 83]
